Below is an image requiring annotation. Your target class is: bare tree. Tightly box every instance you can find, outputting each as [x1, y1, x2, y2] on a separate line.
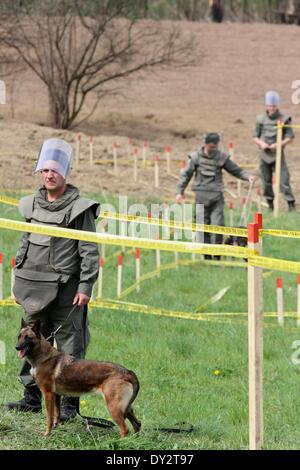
[0, 0, 196, 129]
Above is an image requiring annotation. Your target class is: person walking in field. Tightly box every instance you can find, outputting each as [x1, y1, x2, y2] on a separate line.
[5, 138, 100, 422]
[253, 90, 296, 211]
[176, 132, 256, 259]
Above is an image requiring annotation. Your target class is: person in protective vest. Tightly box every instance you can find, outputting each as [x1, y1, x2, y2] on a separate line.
[253, 90, 296, 211]
[176, 133, 256, 259]
[5, 138, 100, 422]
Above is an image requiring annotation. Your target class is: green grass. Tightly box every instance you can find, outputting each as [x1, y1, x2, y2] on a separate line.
[1, 193, 300, 449]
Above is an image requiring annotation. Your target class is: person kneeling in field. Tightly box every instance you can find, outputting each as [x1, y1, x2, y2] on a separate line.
[176, 133, 256, 259]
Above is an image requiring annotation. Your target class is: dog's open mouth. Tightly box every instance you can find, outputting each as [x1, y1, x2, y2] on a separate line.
[16, 345, 29, 359]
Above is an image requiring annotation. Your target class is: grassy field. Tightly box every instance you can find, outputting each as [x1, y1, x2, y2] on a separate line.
[1, 193, 300, 450]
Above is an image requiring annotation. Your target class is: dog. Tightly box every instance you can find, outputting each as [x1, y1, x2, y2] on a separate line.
[16, 319, 141, 438]
[224, 227, 248, 261]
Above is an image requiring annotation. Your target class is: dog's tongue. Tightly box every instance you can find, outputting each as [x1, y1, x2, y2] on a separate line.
[18, 349, 26, 359]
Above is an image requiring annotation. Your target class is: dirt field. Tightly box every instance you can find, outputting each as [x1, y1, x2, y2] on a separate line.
[0, 22, 300, 207]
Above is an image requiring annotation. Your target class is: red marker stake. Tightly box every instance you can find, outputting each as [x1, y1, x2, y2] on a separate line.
[142, 142, 147, 168]
[276, 278, 284, 326]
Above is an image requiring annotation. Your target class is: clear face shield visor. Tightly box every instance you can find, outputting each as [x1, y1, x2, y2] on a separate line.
[35, 138, 73, 179]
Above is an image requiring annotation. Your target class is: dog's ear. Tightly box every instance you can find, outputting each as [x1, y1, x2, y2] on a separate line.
[21, 318, 28, 329]
[32, 319, 41, 338]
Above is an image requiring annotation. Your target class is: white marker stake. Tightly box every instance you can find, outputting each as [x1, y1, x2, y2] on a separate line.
[228, 142, 235, 160]
[0, 253, 3, 300]
[276, 278, 284, 326]
[75, 132, 81, 168]
[112, 143, 118, 176]
[133, 148, 138, 182]
[297, 275, 300, 327]
[98, 257, 104, 301]
[89, 135, 94, 166]
[117, 255, 122, 298]
[142, 142, 147, 168]
[179, 161, 185, 175]
[154, 154, 159, 188]
[165, 147, 171, 175]
[248, 222, 263, 450]
[11, 257, 15, 299]
[228, 201, 234, 227]
[136, 249, 141, 293]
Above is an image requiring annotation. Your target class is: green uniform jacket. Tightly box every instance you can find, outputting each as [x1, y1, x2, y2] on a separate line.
[15, 185, 100, 298]
[253, 110, 294, 164]
[177, 147, 249, 198]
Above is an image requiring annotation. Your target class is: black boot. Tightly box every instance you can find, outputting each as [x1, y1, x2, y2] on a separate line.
[204, 254, 212, 260]
[60, 397, 79, 423]
[288, 201, 296, 212]
[267, 200, 274, 211]
[4, 385, 42, 413]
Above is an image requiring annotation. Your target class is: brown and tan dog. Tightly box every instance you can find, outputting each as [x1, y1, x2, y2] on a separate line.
[16, 319, 141, 438]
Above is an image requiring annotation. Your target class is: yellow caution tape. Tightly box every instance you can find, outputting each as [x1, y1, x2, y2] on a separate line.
[0, 195, 19, 207]
[262, 228, 300, 239]
[249, 255, 300, 274]
[99, 210, 248, 237]
[0, 217, 253, 258]
[90, 299, 246, 325]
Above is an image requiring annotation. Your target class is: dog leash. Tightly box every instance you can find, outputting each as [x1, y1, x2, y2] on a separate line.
[46, 304, 78, 341]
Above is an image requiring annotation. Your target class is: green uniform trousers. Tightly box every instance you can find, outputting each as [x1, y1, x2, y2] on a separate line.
[195, 191, 224, 245]
[259, 157, 295, 203]
[19, 277, 90, 388]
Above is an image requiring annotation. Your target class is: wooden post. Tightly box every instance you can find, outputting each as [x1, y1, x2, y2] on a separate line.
[191, 232, 196, 262]
[162, 202, 170, 240]
[154, 154, 159, 188]
[274, 120, 283, 218]
[165, 147, 171, 175]
[112, 142, 118, 176]
[97, 257, 103, 301]
[75, 132, 81, 168]
[147, 211, 152, 240]
[0, 253, 3, 300]
[133, 148, 138, 182]
[174, 228, 179, 269]
[276, 278, 284, 326]
[136, 249, 141, 293]
[11, 257, 15, 299]
[248, 221, 263, 450]
[297, 275, 300, 327]
[228, 201, 234, 227]
[117, 255, 122, 298]
[89, 135, 94, 166]
[142, 141, 147, 168]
